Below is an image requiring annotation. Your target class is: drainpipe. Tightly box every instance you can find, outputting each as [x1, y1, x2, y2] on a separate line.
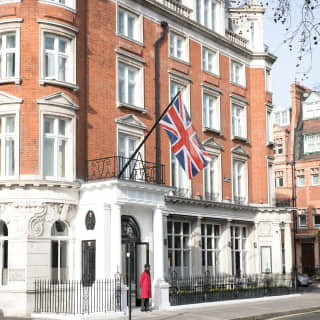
[154, 21, 168, 184]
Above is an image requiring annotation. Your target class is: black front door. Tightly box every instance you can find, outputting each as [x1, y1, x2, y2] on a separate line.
[301, 243, 315, 275]
[82, 240, 96, 284]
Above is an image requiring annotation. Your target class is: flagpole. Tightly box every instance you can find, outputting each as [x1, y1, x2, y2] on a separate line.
[117, 91, 181, 179]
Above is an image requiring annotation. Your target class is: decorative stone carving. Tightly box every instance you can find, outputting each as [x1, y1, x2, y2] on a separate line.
[28, 205, 48, 237]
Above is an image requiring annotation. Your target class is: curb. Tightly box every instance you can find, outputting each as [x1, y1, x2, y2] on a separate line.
[232, 306, 320, 320]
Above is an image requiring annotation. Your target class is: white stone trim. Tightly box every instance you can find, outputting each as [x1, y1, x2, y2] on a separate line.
[38, 0, 77, 13]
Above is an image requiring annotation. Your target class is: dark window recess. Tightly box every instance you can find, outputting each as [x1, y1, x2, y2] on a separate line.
[85, 211, 96, 230]
[82, 240, 96, 285]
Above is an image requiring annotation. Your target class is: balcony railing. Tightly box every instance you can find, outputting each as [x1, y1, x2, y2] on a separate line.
[225, 29, 248, 49]
[87, 156, 165, 185]
[161, 0, 192, 18]
[275, 198, 291, 207]
[204, 192, 220, 201]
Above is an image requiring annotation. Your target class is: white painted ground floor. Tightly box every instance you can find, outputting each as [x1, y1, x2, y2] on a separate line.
[0, 179, 293, 317]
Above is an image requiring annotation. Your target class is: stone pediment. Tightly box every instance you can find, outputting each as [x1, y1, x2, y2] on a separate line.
[231, 145, 249, 157]
[202, 137, 222, 151]
[115, 114, 146, 131]
[37, 92, 79, 110]
[0, 91, 23, 105]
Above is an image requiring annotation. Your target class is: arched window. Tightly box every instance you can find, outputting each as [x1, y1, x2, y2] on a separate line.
[0, 220, 8, 286]
[51, 221, 68, 282]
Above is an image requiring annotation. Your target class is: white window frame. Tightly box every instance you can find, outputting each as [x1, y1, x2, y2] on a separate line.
[231, 225, 248, 276]
[202, 87, 220, 132]
[201, 223, 220, 275]
[231, 99, 247, 140]
[195, 0, 219, 32]
[296, 170, 305, 187]
[0, 104, 20, 180]
[265, 68, 272, 93]
[202, 46, 219, 76]
[311, 168, 319, 186]
[304, 134, 320, 154]
[169, 74, 191, 195]
[231, 152, 248, 204]
[266, 104, 273, 144]
[298, 213, 307, 228]
[313, 215, 320, 228]
[0, 20, 21, 85]
[230, 59, 245, 87]
[39, 104, 76, 182]
[38, 20, 78, 90]
[116, 53, 144, 112]
[116, 5, 143, 44]
[203, 146, 222, 201]
[39, 0, 76, 12]
[169, 30, 189, 63]
[167, 220, 192, 278]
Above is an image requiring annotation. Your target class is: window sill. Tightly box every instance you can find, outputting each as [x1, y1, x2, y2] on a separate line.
[38, 0, 76, 13]
[230, 81, 246, 89]
[232, 136, 249, 143]
[116, 33, 144, 47]
[39, 79, 79, 91]
[203, 70, 220, 79]
[0, 78, 21, 85]
[169, 55, 190, 66]
[299, 226, 307, 229]
[203, 127, 222, 136]
[117, 102, 146, 114]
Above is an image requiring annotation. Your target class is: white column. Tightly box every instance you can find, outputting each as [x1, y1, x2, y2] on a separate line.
[284, 222, 292, 273]
[153, 206, 164, 281]
[191, 217, 202, 275]
[223, 220, 232, 275]
[152, 206, 169, 310]
[110, 203, 121, 276]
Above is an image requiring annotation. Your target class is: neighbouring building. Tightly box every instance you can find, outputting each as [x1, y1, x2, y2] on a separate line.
[273, 82, 320, 275]
[0, 0, 292, 317]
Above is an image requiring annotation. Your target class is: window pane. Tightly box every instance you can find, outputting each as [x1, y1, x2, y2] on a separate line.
[44, 117, 54, 134]
[5, 138, 14, 176]
[45, 53, 55, 78]
[58, 39, 67, 53]
[6, 34, 15, 49]
[44, 138, 55, 176]
[59, 119, 66, 136]
[58, 56, 67, 81]
[118, 64, 125, 102]
[183, 222, 189, 235]
[174, 222, 181, 234]
[167, 221, 172, 234]
[58, 140, 66, 178]
[175, 251, 181, 267]
[127, 15, 135, 39]
[128, 69, 136, 105]
[174, 236, 181, 248]
[118, 10, 125, 35]
[5, 117, 15, 133]
[214, 225, 220, 236]
[45, 36, 55, 50]
[6, 53, 15, 77]
[207, 238, 212, 249]
[207, 224, 212, 236]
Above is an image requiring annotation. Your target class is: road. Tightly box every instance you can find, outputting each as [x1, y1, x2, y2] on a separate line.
[267, 309, 320, 320]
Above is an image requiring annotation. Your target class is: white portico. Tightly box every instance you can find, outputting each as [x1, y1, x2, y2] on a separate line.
[79, 178, 172, 309]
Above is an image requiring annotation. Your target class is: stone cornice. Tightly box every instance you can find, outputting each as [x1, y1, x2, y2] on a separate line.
[0, 180, 80, 189]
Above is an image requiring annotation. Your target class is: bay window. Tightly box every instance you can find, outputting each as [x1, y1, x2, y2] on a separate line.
[43, 116, 71, 179]
[0, 115, 17, 177]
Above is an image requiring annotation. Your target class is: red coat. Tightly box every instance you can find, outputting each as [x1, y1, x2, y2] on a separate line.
[140, 271, 151, 298]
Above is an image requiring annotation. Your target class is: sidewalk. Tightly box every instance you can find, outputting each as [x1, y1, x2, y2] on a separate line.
[2, 289, 320, 320]
[110, 289, 320, 320]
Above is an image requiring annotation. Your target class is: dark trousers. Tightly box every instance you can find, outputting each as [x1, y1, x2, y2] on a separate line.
[141, 298, 149, 311]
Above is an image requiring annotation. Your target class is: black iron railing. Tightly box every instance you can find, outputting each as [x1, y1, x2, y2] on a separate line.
[169, 273, 295, 306]
[86, 155, 165, 184]
[204, 192, 220, 201]
[34, 277, 122, 315]
[233, 196, 247, 204]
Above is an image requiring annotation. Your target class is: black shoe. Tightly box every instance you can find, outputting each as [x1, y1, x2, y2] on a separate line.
[140, 308, 146, 312]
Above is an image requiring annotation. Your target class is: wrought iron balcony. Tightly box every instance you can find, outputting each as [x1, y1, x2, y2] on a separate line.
[86, 156, 165, 185]
[204, 192, 220, 201]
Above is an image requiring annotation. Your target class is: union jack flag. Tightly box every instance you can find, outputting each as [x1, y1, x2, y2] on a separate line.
[159, 93, 211, 179]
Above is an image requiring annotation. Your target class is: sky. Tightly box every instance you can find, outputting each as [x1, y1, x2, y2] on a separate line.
[263, 6, 320, 107]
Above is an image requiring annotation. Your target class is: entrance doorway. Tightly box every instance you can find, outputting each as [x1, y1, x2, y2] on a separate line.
[301, 243, 315, 276]
[121, 216, 149, 307]
[82, 240, 96, 284]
